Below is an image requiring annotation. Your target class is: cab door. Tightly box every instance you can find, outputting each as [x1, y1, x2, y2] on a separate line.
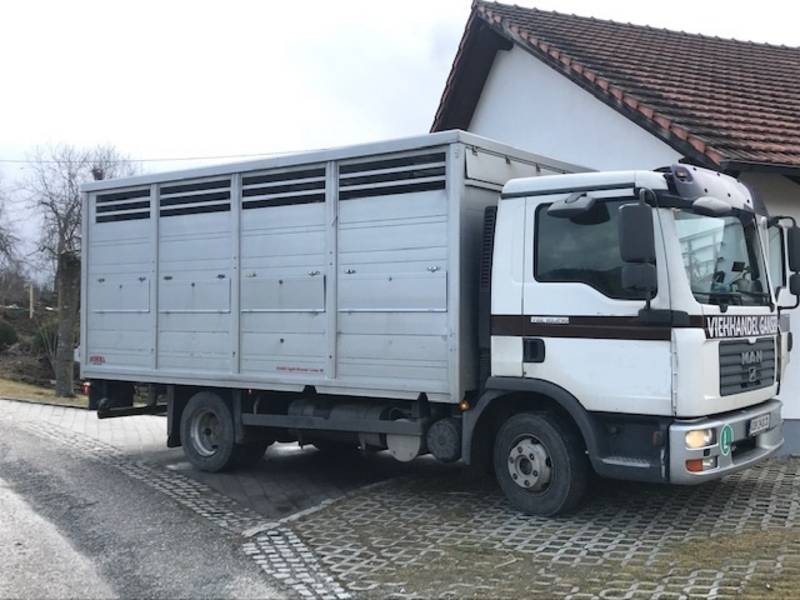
[520, 190, 673, 416]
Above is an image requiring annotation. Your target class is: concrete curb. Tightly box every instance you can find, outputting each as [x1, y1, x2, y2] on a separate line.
[0, 395, 89, 410]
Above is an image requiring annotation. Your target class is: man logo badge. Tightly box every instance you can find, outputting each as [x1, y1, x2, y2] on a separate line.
[741, 349, 762, 383]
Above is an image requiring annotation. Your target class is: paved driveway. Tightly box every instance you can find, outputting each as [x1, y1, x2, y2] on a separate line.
[2, 398, 798, 599]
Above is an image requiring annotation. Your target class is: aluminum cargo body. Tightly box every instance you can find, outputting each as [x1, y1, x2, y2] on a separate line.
[80, 131, 578, 403]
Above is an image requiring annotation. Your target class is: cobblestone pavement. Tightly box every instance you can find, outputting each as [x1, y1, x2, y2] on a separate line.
[288, 462, 800, 599]
[4, 398, 800, 599]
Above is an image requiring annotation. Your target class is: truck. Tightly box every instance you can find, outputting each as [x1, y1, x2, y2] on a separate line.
[80, 130, 800, 516]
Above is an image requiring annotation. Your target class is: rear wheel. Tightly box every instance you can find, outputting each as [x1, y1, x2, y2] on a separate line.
[493, 412, 589, 516]
[181, 391, 267, 472]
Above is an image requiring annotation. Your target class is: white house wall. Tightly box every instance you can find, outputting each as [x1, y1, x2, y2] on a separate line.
[740, 172, 800, 431]
[469, 45, 681, 171]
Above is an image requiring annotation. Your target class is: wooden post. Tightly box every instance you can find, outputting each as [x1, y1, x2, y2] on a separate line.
[28, 283, 34, 319]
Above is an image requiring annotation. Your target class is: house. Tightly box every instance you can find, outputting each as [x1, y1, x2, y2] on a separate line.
[433, 0, 800, 451]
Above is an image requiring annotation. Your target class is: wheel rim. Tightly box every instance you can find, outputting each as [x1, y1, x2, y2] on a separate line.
[189, 409, 222, 457]
[507, 436, 552, 491]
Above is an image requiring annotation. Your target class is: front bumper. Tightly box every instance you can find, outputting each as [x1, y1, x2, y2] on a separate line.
[669, 399, 783, 484]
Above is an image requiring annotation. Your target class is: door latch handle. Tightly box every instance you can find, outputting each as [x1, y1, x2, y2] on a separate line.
[308, 270, 320, 277]
[427, 265, 440, 273]
[345, 268, 356, 274]
[523, 338, 546, 363]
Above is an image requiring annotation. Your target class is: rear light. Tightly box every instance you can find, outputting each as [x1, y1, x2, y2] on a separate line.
[81, 381, 91, 396]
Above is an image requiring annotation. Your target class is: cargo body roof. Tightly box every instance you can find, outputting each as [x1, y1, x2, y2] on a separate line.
[81, 130, 584, 193]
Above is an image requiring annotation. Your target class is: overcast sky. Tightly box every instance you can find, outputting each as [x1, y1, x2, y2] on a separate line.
[2, 0, 799, 255]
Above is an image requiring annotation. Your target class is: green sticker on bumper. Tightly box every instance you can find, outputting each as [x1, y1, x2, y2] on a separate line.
[720, 424, 734, 456]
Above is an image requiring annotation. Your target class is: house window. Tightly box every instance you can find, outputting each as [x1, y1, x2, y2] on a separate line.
[535, 199, 648, 300]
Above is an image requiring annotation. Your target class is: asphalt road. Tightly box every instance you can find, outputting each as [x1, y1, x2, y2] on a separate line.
[0, 420, 283, 599]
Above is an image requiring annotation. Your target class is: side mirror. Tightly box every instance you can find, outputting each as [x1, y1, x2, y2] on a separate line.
[619, 203, 656, 264]
[788, 226, 800, 273]
[619, 203, 657, 301]
[790, 273, 800, 297]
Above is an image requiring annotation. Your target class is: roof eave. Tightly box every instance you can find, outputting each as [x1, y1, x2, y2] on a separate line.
[720, 159, 800, 178]
[431, 8, 512, 132]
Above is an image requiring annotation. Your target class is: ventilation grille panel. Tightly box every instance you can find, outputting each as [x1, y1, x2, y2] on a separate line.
[95, 188, 151, 223]
[719, 337, 776, 396]
[338, 151, 446, 201]
[241, 167, 326, 210]
[159, 178, 231, 217]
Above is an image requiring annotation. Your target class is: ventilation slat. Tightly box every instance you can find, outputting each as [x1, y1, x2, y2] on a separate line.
[160, 204, 231, 218]
[242, 168, 325, 186]
[340, 167, 445, 188]
[159, 178, 231, 218]
[337, 151, 447, 201]
[160, 179, 230, 195]
[339, 161, 445, 179]
[96, 212, 151, 223]
[339, 152, 446, 174]
[243, 194, 325, 210]
[160, 191, 231, 207]
[242, 180, 325, 197]
[160, 188, 231, 200]
[241, 166, 326, 211]
[339, 180, 445, 201]
[95, 188, 151, 224]
[96, 200, 151, 214]
[96, 188, 150, 203]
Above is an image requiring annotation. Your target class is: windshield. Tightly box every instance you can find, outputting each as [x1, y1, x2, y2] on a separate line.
[674, 209, 770, 307]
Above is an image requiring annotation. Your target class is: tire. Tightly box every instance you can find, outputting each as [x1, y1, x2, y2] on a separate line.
[180, 391, 249, 472]
[493, 412, 589, 516]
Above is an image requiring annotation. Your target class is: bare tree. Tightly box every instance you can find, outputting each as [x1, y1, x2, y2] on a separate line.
[0, 176, 20, 272]
[24, 145, 136, 396]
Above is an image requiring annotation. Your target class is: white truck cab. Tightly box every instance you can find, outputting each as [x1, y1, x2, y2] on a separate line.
[479, 164, 797, 512]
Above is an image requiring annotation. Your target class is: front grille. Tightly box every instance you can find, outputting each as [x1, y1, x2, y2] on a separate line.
[719, 337, 775, 396]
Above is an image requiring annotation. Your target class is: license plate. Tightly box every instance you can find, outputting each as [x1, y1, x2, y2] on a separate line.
[749, 414, 771, 437]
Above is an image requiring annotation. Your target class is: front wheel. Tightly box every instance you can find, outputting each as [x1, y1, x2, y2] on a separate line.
[493, 412, 589, 516]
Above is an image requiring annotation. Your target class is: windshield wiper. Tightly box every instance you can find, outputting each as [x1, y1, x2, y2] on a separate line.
[692, 290, 741, 312]
[693, 289, 770, 310]
[734, 290, 770, 300]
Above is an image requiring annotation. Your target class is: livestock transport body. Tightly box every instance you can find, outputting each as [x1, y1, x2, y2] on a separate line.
[81, 131, 800, 515]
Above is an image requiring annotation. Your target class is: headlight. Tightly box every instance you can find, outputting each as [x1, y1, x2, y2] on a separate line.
[685, 428, 714, 449]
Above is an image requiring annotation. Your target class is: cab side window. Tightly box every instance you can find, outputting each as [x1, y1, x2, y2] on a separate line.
[535, 199, 648, 300]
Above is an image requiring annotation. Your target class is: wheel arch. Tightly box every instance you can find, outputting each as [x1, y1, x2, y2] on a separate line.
[463, 377, 602, 471]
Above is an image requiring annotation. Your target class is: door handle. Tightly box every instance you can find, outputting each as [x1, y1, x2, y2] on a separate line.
[523, 338, 546, 363]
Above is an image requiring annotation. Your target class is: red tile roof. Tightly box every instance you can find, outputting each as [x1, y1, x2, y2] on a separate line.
[433, 1, 800, 172]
